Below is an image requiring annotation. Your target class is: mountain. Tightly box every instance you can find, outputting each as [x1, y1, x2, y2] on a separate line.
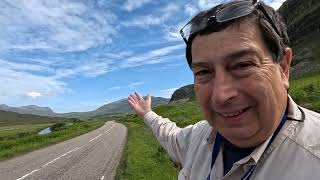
[170, 84, 195, 103]
[278, 0, 320, 79]
[94, 97, 169, 115]
[0, 110, 64, 126]
[63, 96, 170, 119]
[0, 104, 60, 117]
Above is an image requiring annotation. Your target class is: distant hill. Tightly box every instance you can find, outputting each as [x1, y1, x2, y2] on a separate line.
[62, 96, 169, 119]
[94, 96, 169, 115]
[170, 84, 195, 103]
[278, 0, 320, 79]
[0, 104, 60, 117]
[0, 110, 64, 126]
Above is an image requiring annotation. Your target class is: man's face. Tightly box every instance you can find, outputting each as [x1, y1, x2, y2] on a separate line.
[191, 21, 291, 148]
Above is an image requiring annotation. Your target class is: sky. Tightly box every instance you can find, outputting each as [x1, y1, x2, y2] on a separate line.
[0, 0, 286, 113]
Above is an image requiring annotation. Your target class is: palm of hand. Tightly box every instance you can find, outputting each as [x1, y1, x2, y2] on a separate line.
[128, 92, 152, 118]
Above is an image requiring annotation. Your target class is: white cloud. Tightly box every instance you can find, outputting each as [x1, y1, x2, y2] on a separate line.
[123, 0, 152, 12]
[196, 0, 285, 12]
[129, 82, 144, 89]
[160, 62, 185, 70]
[0, 0, 117, 52]
[158, 88, 178, 98]
[267, 0, 286, 10]
[151, 44, 184, 56]
[122, 3, 180, 28]
[53, 60, 112, 79]
[0, 59, 50, 72]
[122, 14, 164, 28]
[163, 22, 187, 42]
[197, 0, 225, 10]
[0, 66, 68, 101]
[184, 4, 199, 17]
[109, 86, 121, 90]
[120, 44, 184, 68]
[27, 92, 42, 98]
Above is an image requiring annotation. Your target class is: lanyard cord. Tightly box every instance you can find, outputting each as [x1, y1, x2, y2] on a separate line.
[206, 109, 288, 180]
[206, 133, 222, 180]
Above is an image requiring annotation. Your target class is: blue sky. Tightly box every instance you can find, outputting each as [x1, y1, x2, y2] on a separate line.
[0, 0, 285, 113]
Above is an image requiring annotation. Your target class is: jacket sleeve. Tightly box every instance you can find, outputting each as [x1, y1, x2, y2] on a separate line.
[144, 111, 194, 165]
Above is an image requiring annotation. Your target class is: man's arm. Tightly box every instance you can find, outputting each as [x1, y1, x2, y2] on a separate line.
[128, 92, 193, 164]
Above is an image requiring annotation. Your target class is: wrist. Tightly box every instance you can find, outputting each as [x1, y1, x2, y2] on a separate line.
[142, 110, 151, 117]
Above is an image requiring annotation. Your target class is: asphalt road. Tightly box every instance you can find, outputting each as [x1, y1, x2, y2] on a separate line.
[0, 121, 127, 180]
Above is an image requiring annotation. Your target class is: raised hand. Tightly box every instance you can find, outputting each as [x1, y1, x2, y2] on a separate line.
[128, 92, 152, 118]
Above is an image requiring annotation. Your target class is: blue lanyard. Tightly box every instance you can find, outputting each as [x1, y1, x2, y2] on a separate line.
[206, 109, 288, 180]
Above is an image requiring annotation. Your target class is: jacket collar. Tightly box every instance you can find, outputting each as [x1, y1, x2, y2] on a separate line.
[287, 95, 305, 122]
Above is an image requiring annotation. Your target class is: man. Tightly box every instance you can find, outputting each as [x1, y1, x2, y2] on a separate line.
[128, 0, 320, 179]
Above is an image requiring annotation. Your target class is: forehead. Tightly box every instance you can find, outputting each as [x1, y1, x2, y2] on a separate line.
[191, 21, 267, 63]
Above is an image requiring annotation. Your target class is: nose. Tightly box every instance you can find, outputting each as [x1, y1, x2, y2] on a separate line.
[211, 70, 238, 106]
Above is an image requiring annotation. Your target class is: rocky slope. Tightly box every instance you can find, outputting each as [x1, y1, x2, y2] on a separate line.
[278, 0, 320, 79]
[170, 84, 195, 103]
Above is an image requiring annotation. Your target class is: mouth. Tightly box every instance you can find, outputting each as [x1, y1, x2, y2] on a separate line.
[217, 107, 251, 123]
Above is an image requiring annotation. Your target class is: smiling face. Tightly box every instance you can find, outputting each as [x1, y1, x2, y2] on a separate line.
[191, 20, 292, 148]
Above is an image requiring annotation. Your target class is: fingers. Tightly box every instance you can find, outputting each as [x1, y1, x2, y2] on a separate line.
[135, 92, 143, 101]
[129, 93, 139, 102]
[128, 92, 149, 105]
[128, 92, 143, 104]
[128, 97, 135, 107]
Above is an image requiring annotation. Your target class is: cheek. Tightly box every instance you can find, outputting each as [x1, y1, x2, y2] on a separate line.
[246, 67, 286, 131]
[194, 83, 212, 104]
[194, 83, 213, 116]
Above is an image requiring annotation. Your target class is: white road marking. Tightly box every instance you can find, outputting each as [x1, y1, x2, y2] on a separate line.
[16, 124, 115, 180]
[41, 147, 80, 168]
[17, 169, 39, 180]
[104, 125, 114, 133]
[89, 134, 103, 142]
[89, 125, 114, 142]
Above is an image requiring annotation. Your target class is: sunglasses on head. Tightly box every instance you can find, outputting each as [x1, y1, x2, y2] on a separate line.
[180, 0, 280, 44]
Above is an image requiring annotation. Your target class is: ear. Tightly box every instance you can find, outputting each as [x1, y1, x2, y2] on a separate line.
[279, 48, 292, 90]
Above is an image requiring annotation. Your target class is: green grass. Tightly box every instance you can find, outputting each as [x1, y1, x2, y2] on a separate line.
[117, 75, 320, 179]
[0, 120, 105, 160]
[0, 123, 54, 138]
[290, 74, 320, 112]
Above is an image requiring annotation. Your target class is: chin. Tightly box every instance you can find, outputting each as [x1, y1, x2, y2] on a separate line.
[222, 126, 259, 142]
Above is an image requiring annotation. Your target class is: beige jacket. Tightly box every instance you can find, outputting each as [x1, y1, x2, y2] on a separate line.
[144, 96, 320, 180]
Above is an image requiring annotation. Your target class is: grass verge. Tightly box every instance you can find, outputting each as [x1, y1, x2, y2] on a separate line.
[0, 120, 105, 161]
[290, 74, 320, 112]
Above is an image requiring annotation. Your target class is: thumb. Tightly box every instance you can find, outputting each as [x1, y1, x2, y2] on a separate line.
[147, 93, 152, 103]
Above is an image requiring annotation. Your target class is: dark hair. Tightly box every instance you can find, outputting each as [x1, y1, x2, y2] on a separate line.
[185, 1, 290, 67]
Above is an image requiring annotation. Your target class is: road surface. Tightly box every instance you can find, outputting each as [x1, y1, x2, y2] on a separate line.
[0, 121, 127, 180]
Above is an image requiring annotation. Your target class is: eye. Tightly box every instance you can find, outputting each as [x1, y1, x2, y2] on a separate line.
[195, 70, 210, 76]
[233, 62, 254, 70]
[194, 69, 213, 83]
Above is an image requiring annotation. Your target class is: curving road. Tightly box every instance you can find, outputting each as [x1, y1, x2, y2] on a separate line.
[0, 121, 127, 180]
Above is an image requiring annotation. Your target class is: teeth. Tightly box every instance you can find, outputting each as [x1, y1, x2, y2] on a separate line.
[221, 110, 243, 117]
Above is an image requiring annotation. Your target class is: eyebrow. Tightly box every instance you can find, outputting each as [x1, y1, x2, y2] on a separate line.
[191, 48, 260, 69]
[223, 48, 260, 61]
